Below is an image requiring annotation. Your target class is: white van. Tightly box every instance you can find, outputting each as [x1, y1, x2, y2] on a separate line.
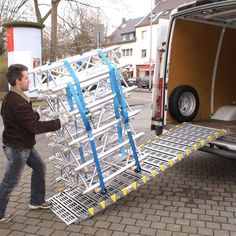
[151, 0, 236, 155]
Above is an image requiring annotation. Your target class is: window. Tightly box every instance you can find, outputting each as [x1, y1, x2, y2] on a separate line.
[122, 49, 133, 57]
[129, 49, 133, 56]
[141, 49, 146, 58]
[122, 49, 126, 56]
[122, 33, 135, 41]
[130, 33, 134, 40]
[141, 30, 147, 39]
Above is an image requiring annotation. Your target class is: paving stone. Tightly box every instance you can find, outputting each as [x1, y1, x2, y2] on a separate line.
[220, 211, 234, 218]
[10, 223, 26, 231]
[198, 227, 214, 236]
[112, 232, 128, 236]
[51, 222, 67, 230]
[120, 217, 136, 225]
[198, 214, 213, 221]
[37, 220, 54, 228]
[80, 226, 97, 235]
[50, 230, 70, 236]
[176, 219, 190, 226]
[124, 225, 141, 234]
[214, 230, 230, 236]
[131, 212, 146, 220]
[117, 211, 132, 218]
[140, 227, 157, 236]
[156, 229, 172, 236]
[213, 216, 228, 223]
[68, 233, 85, 236]
[94, 220, 111, 229]
[222, 224, 236, 231]
[23, 225, 41, 234]
[206, 221, 221, 229]
[160, 216, 175, 224]
[8, 231, 26, 236]
[150, 222, 166, 229]
[65, 224, 83, 233]
[106, 215, 122, 223]
[182, 225, 197, 234]
[36, 227, 55, 236]
[0, 228, 11, 236]
[184, 213, 198, 220]
[170, 212, 184, 218]
[109, 223, 126, 231]
[166, 223, 181, 232]
[95, 228, 113, 236]
[142, 208, 156, 215]
[173, 233, 188, 236]
[190, 220, 205, 227]
[129, 207, 143, 213]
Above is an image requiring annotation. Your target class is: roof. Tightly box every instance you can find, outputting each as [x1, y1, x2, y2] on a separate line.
[136, 0, 193, 27]
[106, 17, 144, 45]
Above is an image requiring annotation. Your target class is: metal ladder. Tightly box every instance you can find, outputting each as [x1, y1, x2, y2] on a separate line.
[47, 123, 226, 225]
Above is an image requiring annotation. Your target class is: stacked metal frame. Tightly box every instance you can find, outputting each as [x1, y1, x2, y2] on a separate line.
[29, 46, 145, 195]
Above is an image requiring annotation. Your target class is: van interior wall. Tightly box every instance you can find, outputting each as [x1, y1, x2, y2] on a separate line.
[167, 19, 221, 122]
[214, 28, 236, 112]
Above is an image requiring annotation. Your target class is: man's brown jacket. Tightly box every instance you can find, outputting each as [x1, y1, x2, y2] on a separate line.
[1, 89, 61, 149]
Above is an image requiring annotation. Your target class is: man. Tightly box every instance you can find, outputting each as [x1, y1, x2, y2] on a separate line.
[0, 64, 69, 223]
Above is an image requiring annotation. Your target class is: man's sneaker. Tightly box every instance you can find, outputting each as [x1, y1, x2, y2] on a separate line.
[0, 214, 13, 223]
[28, 201, 52, 210]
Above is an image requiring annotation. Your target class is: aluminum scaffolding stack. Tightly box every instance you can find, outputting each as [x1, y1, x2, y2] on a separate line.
[29, 47, 227, 225]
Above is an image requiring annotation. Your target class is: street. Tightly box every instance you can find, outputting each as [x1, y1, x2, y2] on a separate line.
[0, 90, 236, 235]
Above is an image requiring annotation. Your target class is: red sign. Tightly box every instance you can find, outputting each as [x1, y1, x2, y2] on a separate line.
[7, 27, 14, 52]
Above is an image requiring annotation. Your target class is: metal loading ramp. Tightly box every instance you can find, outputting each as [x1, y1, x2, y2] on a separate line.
[28, 47, 226, 225]
[47, 123, 226, 225]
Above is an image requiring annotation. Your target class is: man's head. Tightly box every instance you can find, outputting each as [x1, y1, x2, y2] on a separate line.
[6, 64, 29, 91]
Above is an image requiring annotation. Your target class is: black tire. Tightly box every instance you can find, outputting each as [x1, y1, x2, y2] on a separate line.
[169, 85, 199, 122]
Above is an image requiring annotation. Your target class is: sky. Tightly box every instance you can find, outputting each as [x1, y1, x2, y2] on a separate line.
[38, 0, 152, 35]
[98, 0, 152, 34]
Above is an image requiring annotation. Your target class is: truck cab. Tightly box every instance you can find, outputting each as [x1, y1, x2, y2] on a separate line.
[151, 0, 236, 155]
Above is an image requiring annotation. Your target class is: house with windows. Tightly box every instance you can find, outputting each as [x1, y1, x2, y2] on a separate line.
[105, 17, 143, 78]
[104, 0, 192, 79]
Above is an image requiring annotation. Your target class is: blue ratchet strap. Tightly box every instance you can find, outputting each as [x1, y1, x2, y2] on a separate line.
[65, 87, 87, 166]
[98, 51, 141, 170]
[98, 50, 126, 157]
[68, 82, 106, 192]
[64, 61, 88, 113]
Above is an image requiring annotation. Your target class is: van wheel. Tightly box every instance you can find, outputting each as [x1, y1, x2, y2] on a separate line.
[169, 85, 199, 122]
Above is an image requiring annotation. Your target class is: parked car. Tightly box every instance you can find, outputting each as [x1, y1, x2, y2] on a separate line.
[141, 76, 153, 89]
[127, 77, 140, 87]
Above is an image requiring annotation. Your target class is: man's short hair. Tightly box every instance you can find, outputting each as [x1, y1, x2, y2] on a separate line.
[6, 64, 28, 86]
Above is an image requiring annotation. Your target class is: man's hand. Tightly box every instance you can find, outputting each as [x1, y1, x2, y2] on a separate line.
[59, 114, 72, 125]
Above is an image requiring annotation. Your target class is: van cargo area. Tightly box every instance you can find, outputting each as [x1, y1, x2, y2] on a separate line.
[166, 2, 236, 123]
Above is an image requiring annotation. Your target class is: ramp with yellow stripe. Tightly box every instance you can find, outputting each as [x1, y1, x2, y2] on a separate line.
[47, 123, 226, 225]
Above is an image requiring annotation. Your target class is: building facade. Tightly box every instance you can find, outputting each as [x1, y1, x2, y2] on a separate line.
[104, 0, 192, 79]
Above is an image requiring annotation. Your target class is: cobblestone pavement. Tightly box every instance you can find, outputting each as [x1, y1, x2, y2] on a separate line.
[1, 92, 236, 236]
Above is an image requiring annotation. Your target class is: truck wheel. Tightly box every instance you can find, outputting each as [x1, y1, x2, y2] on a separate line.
[169, 85, 199, 122]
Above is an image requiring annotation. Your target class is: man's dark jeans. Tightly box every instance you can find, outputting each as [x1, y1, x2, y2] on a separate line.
[0, 146, 46, 218]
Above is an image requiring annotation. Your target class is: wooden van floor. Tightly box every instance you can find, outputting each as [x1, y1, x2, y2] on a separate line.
[194, 120, 236, 137]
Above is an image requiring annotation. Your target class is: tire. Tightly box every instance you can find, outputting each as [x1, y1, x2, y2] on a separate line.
[169, 85, 199, 122]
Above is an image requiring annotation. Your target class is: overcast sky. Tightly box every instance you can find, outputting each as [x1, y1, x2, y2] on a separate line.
[99, 0, 152, 34]
[38, 0, 152, 34]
